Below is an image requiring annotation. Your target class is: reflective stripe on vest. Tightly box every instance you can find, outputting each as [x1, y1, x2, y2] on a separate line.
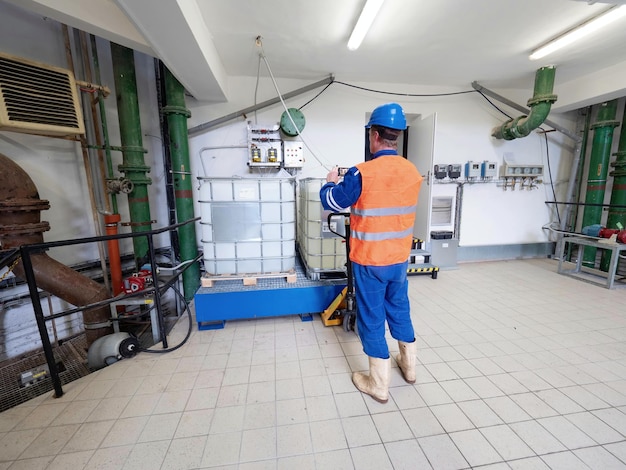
[352, 226, 414, 241]
[351, 204, 417, 217]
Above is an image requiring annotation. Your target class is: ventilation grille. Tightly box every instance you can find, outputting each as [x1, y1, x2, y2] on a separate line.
[0, 53, 84, 137]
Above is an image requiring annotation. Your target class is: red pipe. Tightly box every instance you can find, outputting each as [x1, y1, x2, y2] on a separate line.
[104, 214, 123, 296]
[0, 152, 112, 346]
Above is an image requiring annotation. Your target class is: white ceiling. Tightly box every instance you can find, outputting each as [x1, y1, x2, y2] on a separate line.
[6, 0, 626, 112]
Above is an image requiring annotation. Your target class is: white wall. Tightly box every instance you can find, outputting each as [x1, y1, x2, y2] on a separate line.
[187, 76, 577, 248]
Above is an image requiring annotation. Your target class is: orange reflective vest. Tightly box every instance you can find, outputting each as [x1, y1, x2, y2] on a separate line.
[351, 156, 423, 266]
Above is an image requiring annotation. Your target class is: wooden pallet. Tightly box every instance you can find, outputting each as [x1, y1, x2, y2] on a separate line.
[201, 270, 297, 287]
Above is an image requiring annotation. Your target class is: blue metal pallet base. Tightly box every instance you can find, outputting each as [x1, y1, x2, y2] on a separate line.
[194, 263, 346, 330]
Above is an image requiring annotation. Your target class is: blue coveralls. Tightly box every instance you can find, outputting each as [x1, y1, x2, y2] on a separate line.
[319, 150, 415, 359]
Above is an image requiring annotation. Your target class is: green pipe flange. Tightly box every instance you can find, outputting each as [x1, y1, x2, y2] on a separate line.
[590, 120, 620, 130]
[162, 105, 191, 118]
[527, 93, 558, 106]
[118, 163, 151, 172]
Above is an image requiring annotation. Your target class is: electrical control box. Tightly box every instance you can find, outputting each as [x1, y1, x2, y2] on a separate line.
[434, 164, 448, 179]
[465, 161, 481, 179]
[481, 161, 497, 179]
[447, 164, 462, 179]
[247, 123, 282, 168]
[283, 140, 304, 168]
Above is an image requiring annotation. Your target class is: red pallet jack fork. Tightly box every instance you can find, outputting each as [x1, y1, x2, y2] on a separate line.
[320, 213, 357, 332]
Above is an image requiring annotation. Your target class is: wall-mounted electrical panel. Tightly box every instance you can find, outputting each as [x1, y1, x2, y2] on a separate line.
[247, 123, 282, 168]
[501, 161, 544, 190]
[465, 161, 481, 179]
[481, 161, 497, 179]
[434, 164, 448, 179]
[501, 163, 543, 177]
[448, 164, 462, 179]
[283, 140, 304, 168]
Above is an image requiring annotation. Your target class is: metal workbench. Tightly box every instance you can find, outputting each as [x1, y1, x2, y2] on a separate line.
[558, 236, 626, 289]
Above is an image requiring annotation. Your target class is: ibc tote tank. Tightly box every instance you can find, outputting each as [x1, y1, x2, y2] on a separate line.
[297, 178, 346, 280]
[198, 175, 296, 275]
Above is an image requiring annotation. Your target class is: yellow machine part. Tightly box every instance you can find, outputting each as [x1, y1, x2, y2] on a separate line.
[320, 286, 347, 326]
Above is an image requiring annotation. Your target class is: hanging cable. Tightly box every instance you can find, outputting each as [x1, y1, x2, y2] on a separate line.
[299, 81, 334, 110]
[475, 90, 513, 120]
[541, 130, 561, 224]
[254, 52, 262, 124]
[256, 37, 334, 171]
[137, 281, 193, 354]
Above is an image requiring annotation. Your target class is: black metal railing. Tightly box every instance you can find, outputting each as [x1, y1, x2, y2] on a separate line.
[18, 218, 200, 398]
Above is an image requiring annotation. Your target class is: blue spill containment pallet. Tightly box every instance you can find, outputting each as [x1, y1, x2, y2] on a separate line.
[194, 261, 346, 330]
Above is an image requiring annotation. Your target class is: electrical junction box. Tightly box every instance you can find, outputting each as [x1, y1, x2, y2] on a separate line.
[481, 161, 497, 179]
[447, 164, 462, 179]
[434, 164, 448, 179]
[247, 123, 282, 168]
[501, 163, 543, 178]
[283, 140, 304, 168]
[465, 161, 481, 179]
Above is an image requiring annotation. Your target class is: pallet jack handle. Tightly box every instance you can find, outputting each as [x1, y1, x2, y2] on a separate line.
[327, 213, 352, 295]
[325, 213, 357, 331]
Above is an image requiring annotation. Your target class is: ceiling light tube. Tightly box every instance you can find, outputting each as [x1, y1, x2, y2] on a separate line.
[530, 5, 626, 60]
[347, 0, 385, 51]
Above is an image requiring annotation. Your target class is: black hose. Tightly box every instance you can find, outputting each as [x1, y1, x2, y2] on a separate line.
[137, 281, 193, 354]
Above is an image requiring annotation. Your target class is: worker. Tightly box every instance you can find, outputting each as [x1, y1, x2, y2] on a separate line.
[319, 102, 423, 403]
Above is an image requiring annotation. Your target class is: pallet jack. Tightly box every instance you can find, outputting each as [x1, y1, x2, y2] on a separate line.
[320, 212, 357, 332]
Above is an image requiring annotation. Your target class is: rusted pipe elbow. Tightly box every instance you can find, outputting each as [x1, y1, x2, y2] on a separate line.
[0, 152, 112, 346]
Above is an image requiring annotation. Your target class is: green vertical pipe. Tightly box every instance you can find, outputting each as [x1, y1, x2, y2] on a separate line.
[566, 107, 592, 262]
[90, 35, 118, 214]
[600, 102, 626, 271]
[581, 100, 619, 267]
[111, 43, 153, 266]
[162, 68, 200, 300]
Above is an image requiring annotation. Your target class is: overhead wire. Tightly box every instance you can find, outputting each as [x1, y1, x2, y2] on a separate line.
[253, 38, 566, 204]
[256, 37, 334, 171]
[298, 81, 334, 110]
[333, 80, 476, 97]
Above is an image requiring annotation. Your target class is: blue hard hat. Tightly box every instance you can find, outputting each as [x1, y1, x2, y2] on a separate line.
[366, 102, 407, 130]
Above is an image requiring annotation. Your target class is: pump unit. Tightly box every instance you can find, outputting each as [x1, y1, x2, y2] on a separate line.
[0, 53, 85, 137]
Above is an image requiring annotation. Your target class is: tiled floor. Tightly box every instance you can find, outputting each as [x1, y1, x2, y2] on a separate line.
[2, 258, 626, 469]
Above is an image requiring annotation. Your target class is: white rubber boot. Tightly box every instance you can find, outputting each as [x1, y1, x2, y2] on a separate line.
[352, 357, 390, 403]
[396, 340, 416, 383]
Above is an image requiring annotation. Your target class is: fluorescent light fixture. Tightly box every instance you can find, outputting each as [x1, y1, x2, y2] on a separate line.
[347, 0, 386, 51]
[530, 5, 626, 60]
